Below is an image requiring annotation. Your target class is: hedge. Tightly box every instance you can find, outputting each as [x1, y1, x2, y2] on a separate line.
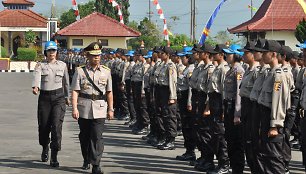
[1, 46, 7, 57]
[16, 47, 37, 61]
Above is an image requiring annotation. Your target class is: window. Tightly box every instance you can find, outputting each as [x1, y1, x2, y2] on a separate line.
[72, 39, 83, 46]
[98, 39, 108, 46]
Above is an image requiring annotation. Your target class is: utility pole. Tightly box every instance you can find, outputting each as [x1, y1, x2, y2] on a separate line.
[251, 0, 253, 18]
[190, 0, 193, 42]
[192, 0, 196, 43]
[51, 0, 56, 18]
[149, 0, 152, 22]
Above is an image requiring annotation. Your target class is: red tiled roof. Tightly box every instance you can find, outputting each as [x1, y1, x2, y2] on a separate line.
[228, 0, 306, 33]
[57, 12, 141, 37]
[2, 0, 34, 6]
[0, 9, 47, 27]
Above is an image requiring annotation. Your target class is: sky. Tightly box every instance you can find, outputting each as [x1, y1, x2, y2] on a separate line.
[1, 0, 263, 38]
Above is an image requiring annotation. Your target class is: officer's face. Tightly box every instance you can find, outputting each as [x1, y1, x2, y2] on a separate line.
[193, 52, 199, 60]
[161, 53, 169, 61]
[46, 49, 57, 60]
[253, 51, 263, 62]
[298, 59, 304, 66]
[262, 51, 273, 64]
[87, 54, 101, 65]
[225, 53, 234, 64]
[182, 56, 188, 66]
[243, 51, 253, 64]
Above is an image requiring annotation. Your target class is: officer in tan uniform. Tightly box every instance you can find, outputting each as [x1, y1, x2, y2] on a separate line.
[155, 46, 178, 150]
[257, 40, 290, 174]
[32, 41, 69, 167]
[71, 42, 113, 174]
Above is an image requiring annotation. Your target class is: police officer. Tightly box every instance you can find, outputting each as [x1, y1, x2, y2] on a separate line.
[32, 41, 70, 167]
[223, 45, 245, 174]
[206, 44, 230, 173]
[71, 42, 114, 174]
[257, 40, 290, 174]
[155, 46, 177, 150]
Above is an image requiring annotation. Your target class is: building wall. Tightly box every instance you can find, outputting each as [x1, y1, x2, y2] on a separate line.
[265, 31, 300, 51]
[67, 36, 128, 49]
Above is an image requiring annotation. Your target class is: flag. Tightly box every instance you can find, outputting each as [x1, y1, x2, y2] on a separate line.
[72, 0, 80, 20]
[297, 0, 306, 14]
[199, 0, 227, 45]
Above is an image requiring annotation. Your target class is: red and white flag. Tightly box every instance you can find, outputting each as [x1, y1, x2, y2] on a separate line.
[72, 0, 80, 20]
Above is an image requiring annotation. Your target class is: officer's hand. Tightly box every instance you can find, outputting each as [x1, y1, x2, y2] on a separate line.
[203, 108, 210, 117]
[233, 116, 241, 125]
[32, 87, 39, 95]
[65, 98, 71, 106]
[168, 99, 176, 104]
[107, 111, 114, 120]
[187, 105, 192, 112]
[268, 127, 278, 137]
[72, 108, 79, 120]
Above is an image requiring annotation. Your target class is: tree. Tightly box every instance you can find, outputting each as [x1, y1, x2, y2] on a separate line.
[295, 18, 306, 43]
[127, 18, 163, 49]
[59, 1, 95, 29]
[95, 0, 130, 24]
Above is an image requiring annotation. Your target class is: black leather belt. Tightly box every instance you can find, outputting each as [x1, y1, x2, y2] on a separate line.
[40, 88, 63, 95]
[79, 93, 106, 101]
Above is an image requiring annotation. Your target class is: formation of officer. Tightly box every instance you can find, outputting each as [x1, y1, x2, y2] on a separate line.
[33, 38, 306, 173]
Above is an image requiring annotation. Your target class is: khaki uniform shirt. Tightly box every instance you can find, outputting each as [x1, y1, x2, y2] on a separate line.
[295, 67, 305, 91]
[150, 59, 163, 85]
[157, 60, 177, 100]
[239, 62, 260, 98]
[32, 60, 69, 98]
[224, 63, 245, 117]
[144, 65, 154, 89]
[197, 63, 215, 93]
[207, 61, 230, 95]
[177, 64, 194, 106]
[189, 61, 205, 89]
[292, 65, 300, 84]
[258, 65, 289, 127]
[300, 69, 306, 109]
[249, 64, 270, 102]
[124, 61, 135, 81]
[71, 65, 112, 119]
[176, 62, 186, 89]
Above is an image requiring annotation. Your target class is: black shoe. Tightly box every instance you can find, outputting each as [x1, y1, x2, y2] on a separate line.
[176, 152, 196, 161]
[92, 165, 103, 174]
[158, 138, 175, 150]
[195, 162, 215, 172]
[155, 138, 166, 147]
[125, 119, 135, 125]
[292, 143, 301, 150]
[142, 132, 153, 140]
[134, 127, 148, 135]
[41, 145, 49, 162]
[50, 150, 59, 168]
[81, 161, 90, 170]
[207, 164, 229, 174]
[118, 115, 130, 121]
[177, 130, 183, 136]
[189, 156, 204, 166]
[147, 136, 158, 146]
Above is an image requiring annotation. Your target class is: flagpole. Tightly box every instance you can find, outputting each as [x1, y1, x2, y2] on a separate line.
[251, 0, 253, 18]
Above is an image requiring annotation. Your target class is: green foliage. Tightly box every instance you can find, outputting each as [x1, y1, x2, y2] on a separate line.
[127, 18, 163, 49]
[16, 48, 37, 61]
[295, 19, 306, 43]
[25, 30, 36, 46]
[95, 0, 130, 24]
[0, 46, 7, 57]
[212, 30, 240, 45]
[59, 1, 95, 29]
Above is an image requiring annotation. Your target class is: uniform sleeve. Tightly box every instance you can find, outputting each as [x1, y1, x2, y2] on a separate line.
[234, 68, 244, 117]
[71, 68, 81, 91]
[32, 63, 42, 88]
[141, 64, 150, 95]
[169, 64, 177, 100]
[63, 65, 70, 98]
[220, 66, 229, 99]
[106, 71, 112, 92]
[187, 68, 193, 106]
[270, 71, 288, 127]
[122, 62, 129, 84]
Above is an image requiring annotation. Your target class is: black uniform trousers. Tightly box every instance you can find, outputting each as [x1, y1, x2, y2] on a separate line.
[207, 92, 229, 166]
[112, 73, 119, 116]
[78, 118, 105, 166]
[301, 116, 306, 170]
[256, 105, 285, 174]
[149, 84, 158, 137]
[178, 90, 197, 152]
[118, 83, 130, 117]
[125, 80, 136, 121]
[241, 97, 257, 173]
[155, 85, 177, 139]
[37, 89, 66, 151]
[192, 90, 211, 157]
[134, 81, 150, 129]
[224, 99, 245, 174]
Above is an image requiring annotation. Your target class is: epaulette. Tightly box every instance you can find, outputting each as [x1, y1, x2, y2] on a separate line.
[208, 64, 214, 68]
[256, 66, 261, 70]
[101, 65, 110, 71]
[275, 68, 282, 73]
[283, 68, 288, 72]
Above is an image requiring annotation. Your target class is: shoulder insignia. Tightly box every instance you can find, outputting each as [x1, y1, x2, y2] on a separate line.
[275, 68, 282, 74]
[168, 62, 174, 67]
[274, 81, 282, 91]
[283, 68, 288, 72]
[208, 64, 214, 68]
[101, 65, 110, 71]
[237, 72, 243, 81]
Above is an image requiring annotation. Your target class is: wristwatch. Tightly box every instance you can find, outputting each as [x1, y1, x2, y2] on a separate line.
[108, 108, 114, 112]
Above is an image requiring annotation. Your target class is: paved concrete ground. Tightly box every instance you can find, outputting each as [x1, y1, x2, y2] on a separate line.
[0, 73, 305, 174]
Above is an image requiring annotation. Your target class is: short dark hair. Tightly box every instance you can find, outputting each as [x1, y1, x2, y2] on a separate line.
[233, 54, 242, 62]
[188, 55, 196, 64]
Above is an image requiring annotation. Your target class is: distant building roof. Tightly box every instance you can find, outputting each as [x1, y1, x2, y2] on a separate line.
[57, 12, 141, 37]
[2, 0, 34, 7]
[229, 0, 306, 33]
[0, 9, 47, 27]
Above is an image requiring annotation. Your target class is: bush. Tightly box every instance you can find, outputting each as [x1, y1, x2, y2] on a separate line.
[0, 46, 7, 57]
[16, 47, 37, 61]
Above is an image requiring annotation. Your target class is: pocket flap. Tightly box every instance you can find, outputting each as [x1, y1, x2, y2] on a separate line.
[56, 70, 64, 76]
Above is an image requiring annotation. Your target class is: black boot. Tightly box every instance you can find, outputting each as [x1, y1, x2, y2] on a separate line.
[41, 145, 49, 162]
[92, 165, 103, 174]
[154, 137, 166, 147]
[50, 150, 59, 167]
[81, 161, 90, 170]
[176, 151, 196, 161]
[158, 137, 175, 150]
